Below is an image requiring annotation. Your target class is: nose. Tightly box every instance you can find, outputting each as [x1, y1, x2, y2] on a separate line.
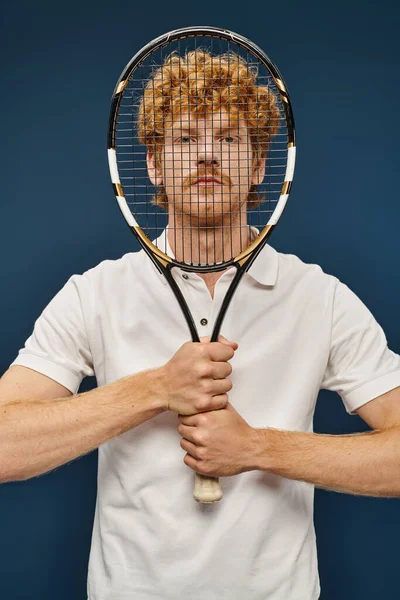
[195, 137, 219, 169]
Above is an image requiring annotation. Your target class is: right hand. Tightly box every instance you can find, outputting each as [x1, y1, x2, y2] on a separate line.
[159, 336, 237, 415]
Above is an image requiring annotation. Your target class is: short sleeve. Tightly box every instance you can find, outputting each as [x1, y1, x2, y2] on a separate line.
[11, 276, 94, 393]
[321, 280, 400, 414]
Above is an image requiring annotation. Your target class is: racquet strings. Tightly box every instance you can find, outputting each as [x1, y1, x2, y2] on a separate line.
[115, 34, 288, 267]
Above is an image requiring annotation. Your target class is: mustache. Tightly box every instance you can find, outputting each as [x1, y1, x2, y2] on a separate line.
[183, 169, 232, 188]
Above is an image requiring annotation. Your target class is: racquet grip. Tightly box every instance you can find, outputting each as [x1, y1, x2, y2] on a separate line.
[194, 473, 223, 503]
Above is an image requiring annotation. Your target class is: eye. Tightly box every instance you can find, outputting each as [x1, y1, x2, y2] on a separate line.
[178, 136, 194, 143]
[222, 136, 236, 143]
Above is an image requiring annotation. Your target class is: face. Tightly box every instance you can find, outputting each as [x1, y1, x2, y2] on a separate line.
[147, 108, 265, 227]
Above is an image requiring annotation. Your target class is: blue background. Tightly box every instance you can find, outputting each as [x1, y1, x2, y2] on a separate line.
[1, 0, 399, 598]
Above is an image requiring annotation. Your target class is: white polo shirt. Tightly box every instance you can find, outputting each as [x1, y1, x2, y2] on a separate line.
[12, 230, 400, 600]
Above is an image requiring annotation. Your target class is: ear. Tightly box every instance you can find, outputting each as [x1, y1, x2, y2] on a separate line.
[251, 157, 266, 186]
[147, 151, 163, 186]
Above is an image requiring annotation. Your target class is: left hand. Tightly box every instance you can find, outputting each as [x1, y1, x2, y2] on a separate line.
[178, 403, 257, 477]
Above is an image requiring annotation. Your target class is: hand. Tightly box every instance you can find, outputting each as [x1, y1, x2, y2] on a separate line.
[178, 403, 258, 477]
[159, 336, 238, 415]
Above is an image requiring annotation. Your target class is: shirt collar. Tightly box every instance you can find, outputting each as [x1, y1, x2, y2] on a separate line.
[246, 242, 279, 287]
[149, 227, 279, 288]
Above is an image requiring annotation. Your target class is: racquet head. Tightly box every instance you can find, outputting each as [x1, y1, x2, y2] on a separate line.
[108, 26, 295, 272]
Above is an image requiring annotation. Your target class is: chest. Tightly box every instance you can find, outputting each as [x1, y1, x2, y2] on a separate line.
[86, 273, 331, 431]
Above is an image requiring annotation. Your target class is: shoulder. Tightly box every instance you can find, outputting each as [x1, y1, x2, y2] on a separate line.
[274, 247, 338, 293]
[273, 249, 381, 334]
[67, 250, 146, 296]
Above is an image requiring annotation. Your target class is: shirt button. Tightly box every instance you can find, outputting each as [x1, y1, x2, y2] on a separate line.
[182, 274, 189, 280]
[200, 318, 208, 326]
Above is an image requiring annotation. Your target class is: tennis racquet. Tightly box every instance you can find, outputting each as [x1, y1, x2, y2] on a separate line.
[107, 26, 295, 503]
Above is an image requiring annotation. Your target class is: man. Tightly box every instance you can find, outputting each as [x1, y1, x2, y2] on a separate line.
[1, 49, 400, 600]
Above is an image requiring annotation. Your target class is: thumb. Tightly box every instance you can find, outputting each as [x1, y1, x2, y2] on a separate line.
[218, 335, 239, 351]
[199, 335, 238, 351]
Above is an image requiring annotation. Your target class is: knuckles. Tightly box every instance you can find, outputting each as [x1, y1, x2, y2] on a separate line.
[196, 413, 209, 427]
[196, 362, 214, 379]
[195, 344, 209, 359]
[196, 447, 207, 460]
[196, 462, 212, 475]
[194, 398, 212, 413]
[200, 380, 213, 394]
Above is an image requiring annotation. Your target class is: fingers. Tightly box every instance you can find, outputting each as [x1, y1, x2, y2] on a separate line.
[211, 361, 232, 379]
[200, 335, 238, 351]
[204, 342, 235, 363]
[178, 423, 196, 441]
[209, 378, 232, 396]
[218, 335, 239, 351]
[163, 335, 237, 415]
[192, 392, 229, 414]
[180, 437, 198, 456]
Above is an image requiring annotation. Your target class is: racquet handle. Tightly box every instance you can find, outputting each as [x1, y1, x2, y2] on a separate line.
[194, 473, 223, 503]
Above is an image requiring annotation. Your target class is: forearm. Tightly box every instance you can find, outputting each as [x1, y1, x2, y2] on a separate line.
[0, 369, 166, 483]
[252, 426, 400, 497]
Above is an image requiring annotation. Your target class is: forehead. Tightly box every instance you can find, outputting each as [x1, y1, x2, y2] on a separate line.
[164, 108, 247, 132]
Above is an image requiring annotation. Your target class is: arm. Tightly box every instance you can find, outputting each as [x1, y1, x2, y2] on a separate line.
[0, 365, 165, 483]
[178, 386, 400, 498]
[260, 385, 400, 497]
[0, 339, 235, 483]
[253, 412, 400, 498]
